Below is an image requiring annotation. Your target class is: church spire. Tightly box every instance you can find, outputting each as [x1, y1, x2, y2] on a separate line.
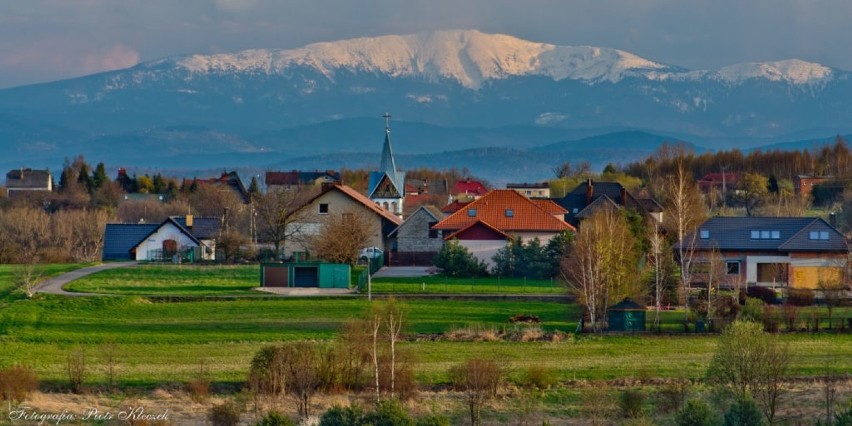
[380, 112, 397, 176]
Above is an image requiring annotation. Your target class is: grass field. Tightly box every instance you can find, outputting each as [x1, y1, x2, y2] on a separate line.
[65, 265, 262, 296]
[369, 275, 563, 294]
[0, 292, 850, 388]
[0, 263, 94, 300]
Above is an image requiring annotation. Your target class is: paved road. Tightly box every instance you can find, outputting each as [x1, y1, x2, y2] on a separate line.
[34, 262, 138, 296]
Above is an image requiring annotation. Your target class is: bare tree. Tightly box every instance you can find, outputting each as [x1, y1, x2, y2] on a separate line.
[450, 358, 503, 426]
[311, 209, 375, 265]
[817, 280, 847, 329]
[254, 188, 315, 257]
[367, 306, 382, 403]
[647, 220, 665, 331]
[383, 299, 404, 399]
[562, 206, 639, 332]
[664, 160, 707, 327]
[284, 342, 320, 418]
[67, 347, 87, 394]
[704, 246, 727, 326]
[14, 261, 43, 298]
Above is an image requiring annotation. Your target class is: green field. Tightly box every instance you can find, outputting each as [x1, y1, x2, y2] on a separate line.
[66, 265, 262, 296]
[369, 275, 563, 294]
[0, 263, 95, 300]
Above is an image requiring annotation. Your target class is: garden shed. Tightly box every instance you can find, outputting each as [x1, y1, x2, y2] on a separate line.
[260, 262, 350, 289]
[607, 298, 646, 332]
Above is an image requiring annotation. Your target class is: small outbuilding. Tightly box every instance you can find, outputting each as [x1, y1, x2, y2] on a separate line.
[607, 298, 646, 332]
[261, 262, 350, 289]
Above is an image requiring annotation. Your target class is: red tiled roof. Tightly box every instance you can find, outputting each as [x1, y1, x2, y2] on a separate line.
[440, 200, 472, 213]
[450, 179, 488, 196]
[533, 199, 568, 215]
[433, 189, 575, 232]
[317, 184, 402, 225]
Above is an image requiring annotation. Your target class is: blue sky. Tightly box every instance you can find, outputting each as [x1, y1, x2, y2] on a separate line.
[1, 0, 849, 88]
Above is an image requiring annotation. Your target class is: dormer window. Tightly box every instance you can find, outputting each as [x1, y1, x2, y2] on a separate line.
[700, 229, 709, 239]
[750, 230, 759, 239]
[809, 231, 830, 240]
[468, 208, 477, 217]
[505, 209, 514, 218]
[771, 231, 780, 239]
[572, 208, 579, 214]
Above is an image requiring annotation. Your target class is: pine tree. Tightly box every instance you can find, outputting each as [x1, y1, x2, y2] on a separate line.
[92, 162, 109, 189]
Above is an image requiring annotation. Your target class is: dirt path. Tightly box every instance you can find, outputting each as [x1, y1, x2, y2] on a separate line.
[33, 262, 138, 296]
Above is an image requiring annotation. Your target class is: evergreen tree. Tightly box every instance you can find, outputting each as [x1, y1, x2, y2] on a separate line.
[92, 162, 109, 189]
[77, 163, 93, 193]
[248, 176, 261, 201]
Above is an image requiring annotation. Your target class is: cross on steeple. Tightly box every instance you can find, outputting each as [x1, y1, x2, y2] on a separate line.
[383, 112, 391, 132]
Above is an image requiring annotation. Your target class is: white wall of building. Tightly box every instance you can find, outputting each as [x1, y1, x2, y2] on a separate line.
[134, 222, 200, 261]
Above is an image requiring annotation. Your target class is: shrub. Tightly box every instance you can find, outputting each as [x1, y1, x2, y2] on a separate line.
[208, 400, 243, 426]
[319, 404, 365, 426]
[362, 400, 414, 426]
[434, 240, 489, 278]
[415, 414, 451, 426]
[675, 399, 720, 426]
[619, 388, 645, 419]
[739, 297, 764, 322]
[256, 411, 296, 426]
[786, 289, 815, 306]
[509, 313, 541, 324]
[655, 380, 690, 413]
[0, 365, 39, 402]
[248, 345, 289, 396]
[723, 398, 765, 426]
[747, 286, 778, 305]
[762, 305, 779, 333]
[186, 379, 210, 403]
[782, 304, 799, 331]
[450, 358, 503, 425]
[522, 365, 558, 390]
[66, 348, 86, 394]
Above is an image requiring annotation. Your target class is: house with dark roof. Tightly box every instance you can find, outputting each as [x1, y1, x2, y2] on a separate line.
[432, 189, 575, 267]
[184, 171, 249, 203]
[103, 215, 221, 261]
[284, 183, 403, 259]
[678, 217, 848, 290]
[553, 179, 663, 227]
[6, 168, 52, 195]
[265, 170, 340, 192]
[388, 205, 446, 265]
[507, 182, 550, 198]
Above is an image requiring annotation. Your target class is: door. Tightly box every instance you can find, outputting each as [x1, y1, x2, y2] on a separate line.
[293, 266, 319, 287]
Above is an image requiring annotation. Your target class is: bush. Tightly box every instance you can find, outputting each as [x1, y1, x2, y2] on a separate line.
[0, 365, 39, 402]
[522, 365, 558, 389]
[248, 345, 289, 395]
[655, 380, 690, 413]
[739, 297, 764, 322]
[208, 400, 243, 426]
[747, 286, 778, 305]
[782, 304, 799, 331]
[320, 404, 365, 426]
[675, 399, 720, 426]
[619, 389, 645, 419]
[509, 313, 541, 324]
[362, 400, 414, 426]
[762, 306, 779, 333]
[723, 398, 765, 426]
[186, 379, 210, 403]
[434, 240, 489, 278]
[256, 411, 296, 426]
[786, 289, 815, 306]
[415, 414, 451, 426]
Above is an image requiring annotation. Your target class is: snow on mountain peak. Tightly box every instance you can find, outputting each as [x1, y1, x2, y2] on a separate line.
[176, 29, 671, 89]
[713, 59, 833, 85]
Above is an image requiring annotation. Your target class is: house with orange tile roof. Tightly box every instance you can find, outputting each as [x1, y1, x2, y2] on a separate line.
[432, 189, 575, 267]
[283, 183, 403, 260]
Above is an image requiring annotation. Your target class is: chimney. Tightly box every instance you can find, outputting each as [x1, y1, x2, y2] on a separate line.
[620, 187, 627, 206]
[830, 212, 837, 228]
[422, 178, 429, 195]
[585, 179, 594, 203]
[186, 214, 194, 229]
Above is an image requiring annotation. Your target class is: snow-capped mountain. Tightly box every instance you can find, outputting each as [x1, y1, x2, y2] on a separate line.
[1, 29, 851, 175]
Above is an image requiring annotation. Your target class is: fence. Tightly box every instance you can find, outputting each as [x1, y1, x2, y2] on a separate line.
[145, 247, 202, 263]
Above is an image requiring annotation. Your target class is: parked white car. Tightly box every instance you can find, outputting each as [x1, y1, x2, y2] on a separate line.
[360, 247, 384, 259]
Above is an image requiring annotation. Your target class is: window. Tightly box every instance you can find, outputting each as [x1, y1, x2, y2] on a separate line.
[761, 230, 770, 239]
[319, 203, 329, 214]
[726, 261, 740, 275]
[505, 209, 514, 217]
[771, 231, 780, 239]
[752, 230, 781, 240]
[820, 231, 829, 240]
[572, 208, 579, 214]
[699, 229, 709, 239]
[809, 231, 819, 240]
[751, 230, 760, 239]
[468, 208, 477, 217]
[428, 221, 438, 238]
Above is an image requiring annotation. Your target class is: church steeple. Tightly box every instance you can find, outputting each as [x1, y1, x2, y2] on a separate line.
[380, 112, 397, 177]
[368, 112, 406, 217]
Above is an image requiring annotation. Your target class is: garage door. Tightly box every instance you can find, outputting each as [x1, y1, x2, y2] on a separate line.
[263, 266, 289, 287]
[293, 266, 319, 287]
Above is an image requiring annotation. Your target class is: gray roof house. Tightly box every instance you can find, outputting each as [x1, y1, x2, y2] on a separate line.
[388, 205, 445, 265]
[103, 216, 221, 261]
[554, 179, 662, 226]
[6, 168, 52, 192]
[677, 217, 848, 290]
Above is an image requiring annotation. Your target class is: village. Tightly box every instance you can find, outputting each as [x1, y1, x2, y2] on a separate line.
[0, 118, 851, 425]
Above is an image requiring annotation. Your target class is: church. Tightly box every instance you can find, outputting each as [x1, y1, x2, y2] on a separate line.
[367, 113, 406, 217]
